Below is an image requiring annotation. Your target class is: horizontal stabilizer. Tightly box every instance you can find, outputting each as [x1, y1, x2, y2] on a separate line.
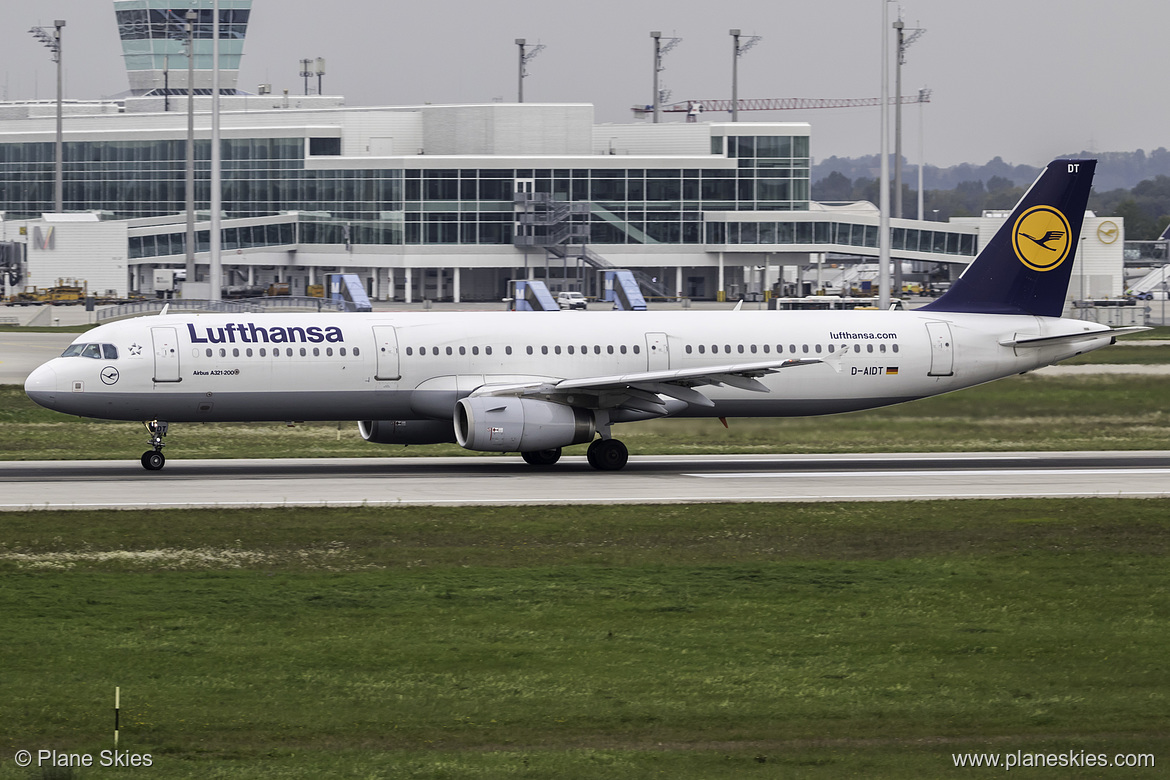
[999, 326, 1150, 348]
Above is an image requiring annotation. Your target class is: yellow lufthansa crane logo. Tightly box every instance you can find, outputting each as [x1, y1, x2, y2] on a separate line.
[1097, 220, 1119, 244]
[1012, 205, 1072, 272]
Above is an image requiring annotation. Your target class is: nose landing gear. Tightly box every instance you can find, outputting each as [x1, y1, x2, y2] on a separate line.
[141, 420, 169, 471]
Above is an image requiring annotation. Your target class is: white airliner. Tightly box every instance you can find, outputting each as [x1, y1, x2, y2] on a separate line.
[26, 159, 1140, 471]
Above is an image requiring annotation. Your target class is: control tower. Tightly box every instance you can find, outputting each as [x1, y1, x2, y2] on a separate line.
[113, 0, 252, 96]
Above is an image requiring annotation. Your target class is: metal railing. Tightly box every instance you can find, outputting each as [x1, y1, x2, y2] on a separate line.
[97, 298, 262, 322]
[96, 296, 345, 322]
[250, 296, 346, 312]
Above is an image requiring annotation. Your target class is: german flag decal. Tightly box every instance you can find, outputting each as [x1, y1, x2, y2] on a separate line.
[886, 367, 899, 376]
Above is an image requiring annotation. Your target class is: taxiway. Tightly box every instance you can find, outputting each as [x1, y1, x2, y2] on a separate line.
[1, 451, 1168, 510]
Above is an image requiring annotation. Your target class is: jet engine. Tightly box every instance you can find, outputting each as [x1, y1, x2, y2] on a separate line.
[454, 397, 595, 452]
[358, 419, 457, 445]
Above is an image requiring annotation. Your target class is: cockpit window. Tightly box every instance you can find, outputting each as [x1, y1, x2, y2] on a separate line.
[60, 343, 118, 359]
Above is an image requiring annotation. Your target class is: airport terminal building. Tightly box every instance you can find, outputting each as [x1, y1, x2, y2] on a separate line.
[0, 1, 1124, 305]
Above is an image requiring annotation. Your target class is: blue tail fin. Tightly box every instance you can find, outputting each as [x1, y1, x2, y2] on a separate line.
[921, 158, 1096, 317]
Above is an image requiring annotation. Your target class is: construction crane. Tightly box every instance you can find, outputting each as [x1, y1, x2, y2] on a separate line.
[631, 90, 930, 117]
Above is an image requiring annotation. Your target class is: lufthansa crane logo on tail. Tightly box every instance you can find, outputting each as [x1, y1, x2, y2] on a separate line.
[1013, 205, 1072, 272]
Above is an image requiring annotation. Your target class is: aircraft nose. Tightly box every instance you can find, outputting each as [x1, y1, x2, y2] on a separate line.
[24, 363, 59, 409]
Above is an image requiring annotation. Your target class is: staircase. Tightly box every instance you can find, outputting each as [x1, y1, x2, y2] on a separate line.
[513, 194, 669, 300]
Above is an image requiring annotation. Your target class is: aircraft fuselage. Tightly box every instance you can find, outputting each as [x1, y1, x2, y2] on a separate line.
[24, 308, 1111, 424]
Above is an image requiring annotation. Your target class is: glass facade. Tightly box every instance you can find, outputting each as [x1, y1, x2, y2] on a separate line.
[129, 222, 295, 260]
[0, 133, 812, 251]
[115, 7, 251, 42]
[114, 0, 251, 88]
[707, 220, 977, 257]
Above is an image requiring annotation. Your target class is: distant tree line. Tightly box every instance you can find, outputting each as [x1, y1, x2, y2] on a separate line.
[811, 149, 1170, 239]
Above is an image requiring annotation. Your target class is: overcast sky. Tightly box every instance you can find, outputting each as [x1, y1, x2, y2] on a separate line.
[5, 0, 1166, 168]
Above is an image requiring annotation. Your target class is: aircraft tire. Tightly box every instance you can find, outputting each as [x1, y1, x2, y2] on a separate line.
[141, 451, 166, 471]
[587, 439, 628, 471]
[521, 447, 562, 466]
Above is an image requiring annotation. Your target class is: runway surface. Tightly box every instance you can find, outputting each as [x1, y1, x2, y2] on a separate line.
[2, 451, 1168, 510]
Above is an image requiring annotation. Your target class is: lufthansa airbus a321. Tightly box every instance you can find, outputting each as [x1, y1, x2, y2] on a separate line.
[25, 159, 1140, 471]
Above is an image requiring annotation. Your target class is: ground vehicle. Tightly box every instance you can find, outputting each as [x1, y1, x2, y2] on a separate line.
[557, 291, 587, 310]
[5, 279, 88, 306]
[6, 286, 42, 306]
[44, 279, 87, 305]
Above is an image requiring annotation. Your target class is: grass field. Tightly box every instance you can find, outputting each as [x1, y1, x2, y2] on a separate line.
[1, 500, 1167, 778]
[3, 324, 1167, 777]
[4, 371, 1170, 461]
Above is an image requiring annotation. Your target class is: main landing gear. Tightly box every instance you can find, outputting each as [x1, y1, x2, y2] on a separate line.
[521, 447, 562, 466]
[586, 438, 628, 471]
[141, 420, 169, 471]
[518, 438, 629, 470]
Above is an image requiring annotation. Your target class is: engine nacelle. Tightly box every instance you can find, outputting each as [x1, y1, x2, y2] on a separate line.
[454, 397, 595, 452]
[358, 419, 456, 445]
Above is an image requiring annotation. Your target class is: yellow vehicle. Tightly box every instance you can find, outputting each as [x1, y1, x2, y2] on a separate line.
[44, 278, 87, 305]
[6, 286, 43, 306]
[306, 284, 324, 298]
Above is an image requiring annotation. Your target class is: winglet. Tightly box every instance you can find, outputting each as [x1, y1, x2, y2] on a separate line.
[921, 159, 1096, 317]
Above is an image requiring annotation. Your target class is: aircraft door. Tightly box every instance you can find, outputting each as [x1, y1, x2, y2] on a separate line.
[645, 332, 669, 371]
[926, 321, 954, 377]
[373, 325, 401, 381]
[151, 327, 181, 383]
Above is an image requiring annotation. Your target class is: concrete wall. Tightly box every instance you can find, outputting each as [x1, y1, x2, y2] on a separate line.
[420, 104, 593, 156]
[26, 218, 130, 297]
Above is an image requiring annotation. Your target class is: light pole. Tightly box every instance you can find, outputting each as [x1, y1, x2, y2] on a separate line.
[185, 10, 196, 285]
[878, 2, 891, 310]
[29, 20, 65, 212]
[729, 29, 761, 123]
[893, 17, 924, 294]
[649, 32, 681, 124]
[210, 0, 222, 302]
[917, 87, 927, 221]
[515, 39, 544, 103]
[651, 32, 662, 123]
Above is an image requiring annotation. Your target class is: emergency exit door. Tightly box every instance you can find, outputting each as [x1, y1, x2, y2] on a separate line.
[926, 321, 954, 377]
[645, 332, 669, 371]
[373, 326, 401, 381]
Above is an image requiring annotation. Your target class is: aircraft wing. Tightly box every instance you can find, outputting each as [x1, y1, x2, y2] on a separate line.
[468, 358, 821, 413]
